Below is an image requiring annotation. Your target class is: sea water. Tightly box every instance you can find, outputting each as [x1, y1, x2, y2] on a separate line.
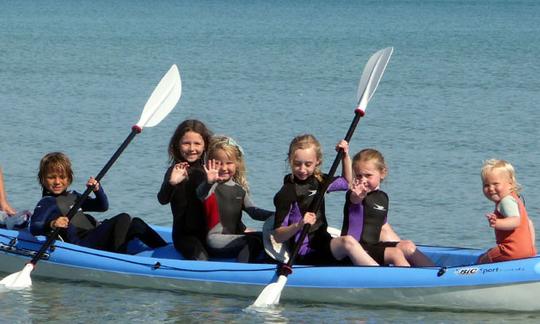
[1, 0, 540, 322]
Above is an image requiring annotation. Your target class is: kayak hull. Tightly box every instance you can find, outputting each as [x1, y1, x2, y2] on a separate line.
[1, 226, 540, 311]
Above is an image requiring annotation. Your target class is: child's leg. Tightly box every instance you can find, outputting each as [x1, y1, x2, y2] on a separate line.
[126, 217, 167, 249]
[476, 251, 491, 264]
[173, 236, 209, 261]
[383, 247, 410, 267]
[330, 235, 378, 266]
[396, 240, 434, 267]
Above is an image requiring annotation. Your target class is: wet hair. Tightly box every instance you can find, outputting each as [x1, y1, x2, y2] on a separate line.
[481, 159, 521, 194]
[38, 152, 74, 188]
[207, 135, 249, 192]
[352, 149, 388, 181]
[287, 134, 323, 182]
[168, 119, 213, 163]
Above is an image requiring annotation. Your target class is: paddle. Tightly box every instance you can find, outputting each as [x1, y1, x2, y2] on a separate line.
[251, 47, 393, 308]
[0, 64, 182, 290]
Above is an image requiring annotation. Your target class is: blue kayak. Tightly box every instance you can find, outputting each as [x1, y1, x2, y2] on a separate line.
[1, 225, 540, 311]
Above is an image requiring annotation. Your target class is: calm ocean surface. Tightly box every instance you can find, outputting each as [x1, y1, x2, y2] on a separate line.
[1, 0, 540, 322]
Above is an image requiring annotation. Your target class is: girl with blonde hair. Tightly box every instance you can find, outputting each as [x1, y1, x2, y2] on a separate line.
[197, 136, 272, 262]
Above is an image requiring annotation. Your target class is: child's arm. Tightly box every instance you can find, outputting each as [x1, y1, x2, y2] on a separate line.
[486, 196, 521, 231]
[243, 195, 273, 221]
[336, 140, 352, 185]
[486, 212, 520, 231]
[529, 219, 536, 247]
[273, 212, 316, 243]
[81, 177, 109, 212]
[30, 197, 62, 235]
[157, 166, 175, 204]
[0, 168, 16, 215]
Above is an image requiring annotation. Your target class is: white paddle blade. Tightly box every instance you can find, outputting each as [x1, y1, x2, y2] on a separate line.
[136, 64, 182, 128]
[356, 47, 393, 113]
[0, 263, 33, 289]
[251, 275, 288, 308]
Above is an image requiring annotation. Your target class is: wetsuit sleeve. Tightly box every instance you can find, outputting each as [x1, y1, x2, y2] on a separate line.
[196, 181, 214, 200]
[243, 194, 273, 221]
[80, 187, 109, 212]
[327, 176, 349, 193]
[498, 195, 520, 218]
[30, 197, 61, 235]
[157, 166, 176, 205]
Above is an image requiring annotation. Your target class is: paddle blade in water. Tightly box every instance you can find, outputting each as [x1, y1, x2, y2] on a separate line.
[356, 47, 393, 113]
[0, 263, 33, 289]
[136, 64, 182, 128]
[251, 275, 288, 308]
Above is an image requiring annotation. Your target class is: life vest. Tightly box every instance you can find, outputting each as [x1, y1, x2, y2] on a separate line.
[494, 193, 536, 259]
[56, 192, 98, 242]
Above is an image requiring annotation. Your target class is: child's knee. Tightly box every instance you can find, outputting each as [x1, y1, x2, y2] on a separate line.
[341, 235, 359, 251]
[398, 240, 417, 255]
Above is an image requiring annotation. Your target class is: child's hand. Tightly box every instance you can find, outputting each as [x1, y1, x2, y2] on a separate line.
[204, 159, 221, 184]
[351, 179, 369, 201]
[301, 212, 317, 227]
[485, 213, 497, 228]
[169, 162, 189, 185]
[51, 216, 69, 229]
[336, 140, 349, 155]
[87, 177, 100, 192]
[0, 201, 16, 216]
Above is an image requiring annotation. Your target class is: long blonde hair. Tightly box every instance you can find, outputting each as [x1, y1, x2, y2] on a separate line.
[287, 134, 323, 182]
[481, 159, 521, 194]
[208, 135, 249, 192]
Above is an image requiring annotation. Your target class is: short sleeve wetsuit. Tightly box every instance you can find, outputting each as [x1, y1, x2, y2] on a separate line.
[341, 189, 398, 264]
[273, 174, 348, 265]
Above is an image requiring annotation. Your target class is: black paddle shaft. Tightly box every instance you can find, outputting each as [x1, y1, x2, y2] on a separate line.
[283, 109, 365, 270]
[29, 126, 142, 265]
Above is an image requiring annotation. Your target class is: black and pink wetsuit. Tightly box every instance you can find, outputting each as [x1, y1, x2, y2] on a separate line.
[197, 179, 272, 262]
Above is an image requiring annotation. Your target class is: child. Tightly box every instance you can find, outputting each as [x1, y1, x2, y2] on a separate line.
[30, 152, 167, 253]
[341, 148, 433, 267]
[197, 136, 272, 263]
[477, 159, 536, 264]
[272, 134, 378, 266]
[157, 119, 213, 260]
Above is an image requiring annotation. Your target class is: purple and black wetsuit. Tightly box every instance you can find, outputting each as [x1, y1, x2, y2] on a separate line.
[341, 189, 397, 264]
[273, 174, 348, 265]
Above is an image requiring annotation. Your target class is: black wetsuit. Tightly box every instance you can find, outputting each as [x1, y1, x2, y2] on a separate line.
[158, 160, 209, 260]
[31, 188, 166, 253]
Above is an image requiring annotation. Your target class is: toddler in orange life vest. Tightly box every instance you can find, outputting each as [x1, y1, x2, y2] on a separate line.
[477, 159, 536, 263]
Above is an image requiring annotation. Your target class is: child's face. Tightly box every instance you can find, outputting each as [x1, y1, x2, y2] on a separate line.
[291, 147, 319, 181]
[352, 160, 386, 192]
[212, 149, 237, 182]
[44, 170, 70, 195]
[179, 131, 205, 163]
[482, 168, 514, 203]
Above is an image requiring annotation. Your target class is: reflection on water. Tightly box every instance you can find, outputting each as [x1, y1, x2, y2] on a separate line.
[1, 276, 540, 323]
